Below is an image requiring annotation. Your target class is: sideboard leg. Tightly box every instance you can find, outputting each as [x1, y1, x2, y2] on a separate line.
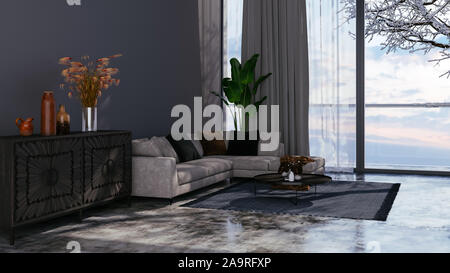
[78, 209, 83, 222]
[128, 196, 132, 207]
[9, 228, 15, 246]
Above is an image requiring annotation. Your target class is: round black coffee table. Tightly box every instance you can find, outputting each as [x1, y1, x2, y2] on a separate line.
[253, 173, 332, 204]
[297, 174, 333, 194]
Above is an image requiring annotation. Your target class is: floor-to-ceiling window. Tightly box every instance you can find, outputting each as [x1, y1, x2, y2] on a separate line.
[223, 0, 243, 131]
[223, 0, 450, 173]
[363, 0, 450, 172]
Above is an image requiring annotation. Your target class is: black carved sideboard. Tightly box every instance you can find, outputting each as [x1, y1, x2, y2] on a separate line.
[0, 130, 131, 245]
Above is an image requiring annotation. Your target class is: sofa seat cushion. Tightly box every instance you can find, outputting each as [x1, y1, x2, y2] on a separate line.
[205, 155, 325, 173]
[184, 158, 233, 175]
[176, 164, 210, 185]
[205, 156, 279, 171]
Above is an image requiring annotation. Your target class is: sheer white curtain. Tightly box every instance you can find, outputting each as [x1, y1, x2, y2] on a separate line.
[223, 0, 244, 131]
[306, 0, 356, 171]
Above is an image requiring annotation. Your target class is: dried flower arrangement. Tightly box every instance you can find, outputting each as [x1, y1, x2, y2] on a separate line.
[59, 54, 122, 107]
[278, 156, 315, 175]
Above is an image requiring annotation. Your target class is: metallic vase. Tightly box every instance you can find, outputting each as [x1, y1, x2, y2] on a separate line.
[82, 107, 97, 132]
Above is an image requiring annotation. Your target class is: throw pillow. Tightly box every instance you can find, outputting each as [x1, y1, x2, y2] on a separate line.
[189, 132, 205, 157]
[201, 138, 227, 156]
[166, 135, 201, 163]
[155, 136, 180, 163]
[191, 139, 204, 157]
[227, 131, 259, 156]
[132, 137, 165, 157]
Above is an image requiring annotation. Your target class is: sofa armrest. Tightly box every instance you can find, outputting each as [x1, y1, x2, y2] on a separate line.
[132, 156, 177, 199]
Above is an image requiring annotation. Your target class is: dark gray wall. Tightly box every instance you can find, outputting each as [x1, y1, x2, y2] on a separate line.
[0, 0, 202, 138]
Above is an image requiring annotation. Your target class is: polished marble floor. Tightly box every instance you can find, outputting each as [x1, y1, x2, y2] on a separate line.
[0, 173, 449, 253]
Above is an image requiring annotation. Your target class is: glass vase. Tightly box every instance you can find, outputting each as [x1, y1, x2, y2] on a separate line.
[82, 107, 97, 132]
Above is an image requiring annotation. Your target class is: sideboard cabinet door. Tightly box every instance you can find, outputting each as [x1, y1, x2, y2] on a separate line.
[84, 133, 131, 203]
[14, 138, 83, 223]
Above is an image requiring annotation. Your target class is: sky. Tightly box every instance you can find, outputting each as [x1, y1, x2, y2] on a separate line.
[364, 9, 450, 170]
[224, 0, 450, 171]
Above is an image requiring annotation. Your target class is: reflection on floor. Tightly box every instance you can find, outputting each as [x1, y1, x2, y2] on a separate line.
[0, 173, 449, 253]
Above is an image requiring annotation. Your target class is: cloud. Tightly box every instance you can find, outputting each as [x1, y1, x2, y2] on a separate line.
[366, 124, 450, 150]
[365, 47, 450, 104]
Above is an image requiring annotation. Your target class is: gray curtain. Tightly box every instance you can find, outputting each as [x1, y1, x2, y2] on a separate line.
[242, 0, 310, 156]
[198, 0, 222, 107]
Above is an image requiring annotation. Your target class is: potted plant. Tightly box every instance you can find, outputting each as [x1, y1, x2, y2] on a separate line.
[212, 54, 272, 131]
[59, 54, 121, 132]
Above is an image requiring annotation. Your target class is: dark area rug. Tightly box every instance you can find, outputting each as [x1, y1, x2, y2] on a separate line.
[182, 181, 400, 221]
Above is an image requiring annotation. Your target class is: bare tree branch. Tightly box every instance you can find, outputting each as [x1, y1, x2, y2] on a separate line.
[341, 0, 450, 78]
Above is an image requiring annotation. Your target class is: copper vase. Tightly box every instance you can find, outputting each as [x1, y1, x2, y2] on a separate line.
[41, 91, 56, 136]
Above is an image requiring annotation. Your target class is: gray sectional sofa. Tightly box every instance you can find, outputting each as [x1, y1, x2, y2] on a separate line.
[131, 137, 325, 200]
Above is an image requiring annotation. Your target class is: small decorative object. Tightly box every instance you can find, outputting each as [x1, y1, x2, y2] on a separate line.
[59, 54, 122, 132]
[15, 118, 34, 136]
[56, 104, 70, 135]
[294, 174, 302, 181]
[281, 171, 288, 177]
[279, 155, 315, 175]
[41, 91, 56, 136]
[288, 170, 295, 182]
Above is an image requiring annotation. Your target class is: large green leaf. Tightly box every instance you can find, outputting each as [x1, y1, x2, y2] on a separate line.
[252, 73, 272, 95]
[224, 81, 242, 104]
[241, 54, 259, 84]
[222, 78, 231, 88]
[240, 86, 252, 107]
[230, 58, 242, 86]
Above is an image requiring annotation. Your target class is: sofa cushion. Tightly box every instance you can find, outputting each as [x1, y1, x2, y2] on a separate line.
[205, 155, 325, 173]
[155, 136, 180, 163]
[268, 158, 281, 171]
[166, 135, 201, 163]
[184, 158, 233, 175]
[205, 155, 279, 171]
[176, 164, 210, 185]
[191, 139, 204, 157]
[227, 131, 259, 156]
[201, 139, 227, 156]
[303, 157, 325, 173]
